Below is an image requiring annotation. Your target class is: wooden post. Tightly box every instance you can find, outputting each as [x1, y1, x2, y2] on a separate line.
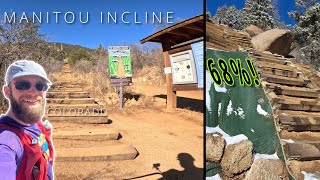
[163, 50, 177, 109]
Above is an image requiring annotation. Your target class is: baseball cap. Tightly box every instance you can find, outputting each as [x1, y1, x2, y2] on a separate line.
[5, 60, 52, 85]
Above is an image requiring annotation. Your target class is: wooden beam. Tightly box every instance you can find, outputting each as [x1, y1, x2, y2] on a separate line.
[163, 47, 177, 109]
[172, 84, 198, 91]
[141, 15, 203, 44]
[181, 24, 203, 32]
[167, 31, 193, 39]
[285, 143, 320, 161]
[168, 45, 191, 55]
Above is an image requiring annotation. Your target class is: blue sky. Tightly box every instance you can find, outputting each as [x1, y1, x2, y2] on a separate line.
[206, 0, 298, 25]
[0, 0, 203, 48]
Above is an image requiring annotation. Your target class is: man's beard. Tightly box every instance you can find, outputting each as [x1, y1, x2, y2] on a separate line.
[9, 93, 45, 125]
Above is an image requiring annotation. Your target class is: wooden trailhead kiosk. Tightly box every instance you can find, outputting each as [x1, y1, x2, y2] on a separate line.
[141, 15, 204, 109]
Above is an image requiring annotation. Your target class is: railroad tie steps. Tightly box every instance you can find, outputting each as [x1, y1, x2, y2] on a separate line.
[44, 64, 138, 163]
[207, 23, 319, 177]
[249, 50, 320, 172]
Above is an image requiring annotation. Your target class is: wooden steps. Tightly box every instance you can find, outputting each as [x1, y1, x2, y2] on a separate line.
[274, 96, 320, 112]
[55, 144, 138, 162]
[206, 21, 320, 177]
[206, 22, 252, 51]
[46, 115, 109, 124]
[47, 103, 103, 110]
[249, 49, 320, 176]
[46, 63, 138, 169]
[266, 83, 319, 98]
[47, 92, 90, 98]
[260, 73, 309, 87]
[47, 98, 96, 104]
[285, 143, 320, 161]
[278, 114, 320, 131]
[53, 128, 119, 140]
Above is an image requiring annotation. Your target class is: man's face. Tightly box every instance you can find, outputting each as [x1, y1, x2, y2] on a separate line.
[4, 75, 48, 124]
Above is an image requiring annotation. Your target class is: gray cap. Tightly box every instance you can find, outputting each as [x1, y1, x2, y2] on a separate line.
[5, 60, 52, 85]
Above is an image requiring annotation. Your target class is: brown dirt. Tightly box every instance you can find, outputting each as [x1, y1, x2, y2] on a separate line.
[50, 70, 204, 180]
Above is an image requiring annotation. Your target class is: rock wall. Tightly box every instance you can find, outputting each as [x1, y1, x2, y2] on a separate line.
[206, 133, 290, 180]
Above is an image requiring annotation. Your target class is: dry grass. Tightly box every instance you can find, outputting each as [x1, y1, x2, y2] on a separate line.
[133, 66, 165, 86]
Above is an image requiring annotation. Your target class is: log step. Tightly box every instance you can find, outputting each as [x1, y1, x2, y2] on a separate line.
[260, 73, 310, 87]
[278, 114, 320, 131]
[48, 92, 89, 95]
[47, 98, 96, 104]
[266, 83, 319, 98]
[49, 88, 84, 92]
[252, 56, 287, 65]
[45, 115, 109, 124]
[257, 68, 297, 78]
[53, 84, 83, 88]
[46, 108, 107, 115]
[53, 128, 119, 140]
[55, 144, 138, 162]
[275, 110, 320, 117]
[254, 61, 294, 72]
[47, 103, 102, 110]
[275, 96, 320, 112]
[285, 143, 320, 161]
[47, 92, 90, 98]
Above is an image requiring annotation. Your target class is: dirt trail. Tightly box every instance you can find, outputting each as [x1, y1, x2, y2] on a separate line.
[49, 64, 204, 179]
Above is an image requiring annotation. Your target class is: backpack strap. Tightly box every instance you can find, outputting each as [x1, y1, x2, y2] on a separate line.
[36, 121, 54, 161]
[0, 122, 32, 146]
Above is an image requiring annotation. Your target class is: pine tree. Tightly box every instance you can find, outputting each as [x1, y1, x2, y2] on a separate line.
[242, 0, 278, 30]
[289, 1, 320, 69]
[214, 5, 245, 30]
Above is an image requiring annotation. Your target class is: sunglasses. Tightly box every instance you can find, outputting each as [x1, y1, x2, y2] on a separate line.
[13, 81, 49, 91]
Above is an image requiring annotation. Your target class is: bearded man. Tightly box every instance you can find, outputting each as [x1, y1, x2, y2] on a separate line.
[0, 60, 54, 180]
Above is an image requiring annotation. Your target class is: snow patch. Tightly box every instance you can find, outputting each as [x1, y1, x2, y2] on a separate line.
[206, 126, 248, 145]
[214, 82, 227, 93]
[282, 139, 295, 143]
[225, 101, 245, 119]
[257, 104, 269, 116]
[206, 71, 213, 111]
[206, 174, 222, 180]
[237, 107, 245, 119]
[226, 100, 233, 116]
[254, 152, 279, 161]
[301, 171, 320, 180]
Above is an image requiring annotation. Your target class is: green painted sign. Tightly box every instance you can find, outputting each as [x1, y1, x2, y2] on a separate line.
[205, 49, 283, 177]
[108, 46, 132, 86]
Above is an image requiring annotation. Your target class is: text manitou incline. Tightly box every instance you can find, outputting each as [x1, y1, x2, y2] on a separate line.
[2, 11, 174, 24]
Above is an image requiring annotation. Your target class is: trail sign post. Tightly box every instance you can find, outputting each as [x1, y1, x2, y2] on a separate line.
[108, 46, 133, 110]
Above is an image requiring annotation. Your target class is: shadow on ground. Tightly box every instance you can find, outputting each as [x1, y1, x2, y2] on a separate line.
[123, 153, 203, 180]
[154, 94, 203, 113]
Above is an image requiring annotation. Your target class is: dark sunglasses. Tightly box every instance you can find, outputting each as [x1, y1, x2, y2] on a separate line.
[14, 81, 49, 91]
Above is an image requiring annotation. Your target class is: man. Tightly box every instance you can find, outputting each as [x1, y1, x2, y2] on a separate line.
[0, 60, 54, 180]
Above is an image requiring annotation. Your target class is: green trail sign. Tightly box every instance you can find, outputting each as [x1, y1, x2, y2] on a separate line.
[108, 46, 133, 86]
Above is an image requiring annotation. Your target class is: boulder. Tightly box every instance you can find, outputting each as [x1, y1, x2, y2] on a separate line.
[245, 159, 289, 180]
[206, 133, 225, 162]
[220, 140, 253, 177]
[244, 25, 263, 37]
[251, 29, 293, 56]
